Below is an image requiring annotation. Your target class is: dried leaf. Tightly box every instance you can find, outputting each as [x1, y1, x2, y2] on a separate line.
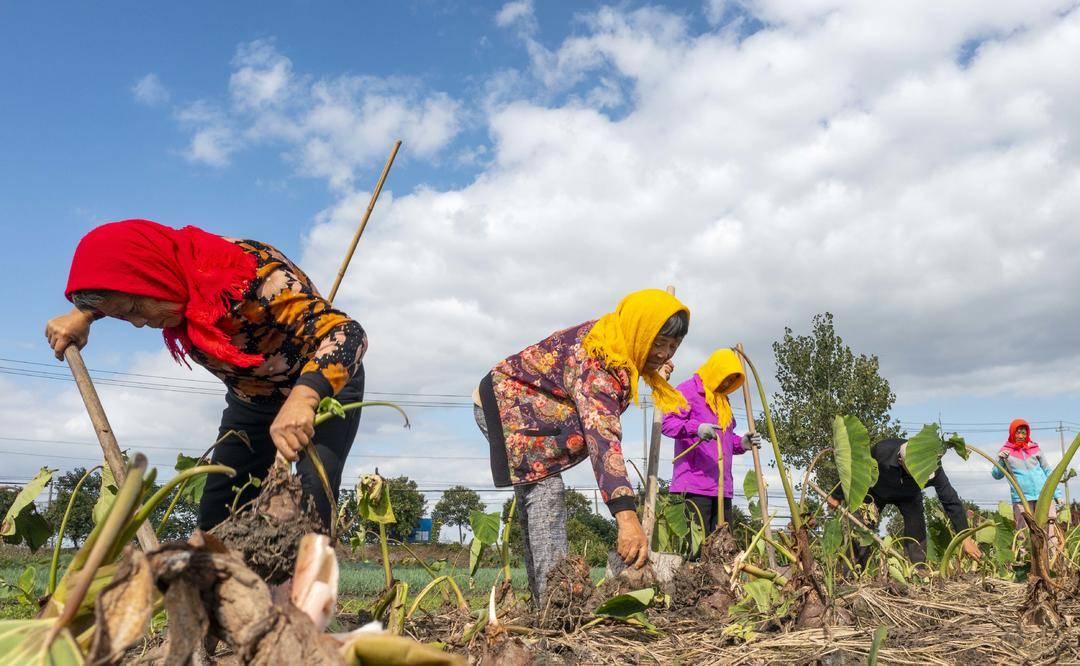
[162, 581, 209, 666]
[88, 549, 154, 665]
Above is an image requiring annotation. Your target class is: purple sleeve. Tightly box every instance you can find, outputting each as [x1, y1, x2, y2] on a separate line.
[661, 406, 697, 439]
[727, 419, 746, 455]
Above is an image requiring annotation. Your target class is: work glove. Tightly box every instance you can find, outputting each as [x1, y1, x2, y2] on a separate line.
[697, 423, 718, 441]
[741, 433, 762, 449]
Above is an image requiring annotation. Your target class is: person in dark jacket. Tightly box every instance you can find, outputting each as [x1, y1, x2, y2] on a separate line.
[828, 437, 981, 563]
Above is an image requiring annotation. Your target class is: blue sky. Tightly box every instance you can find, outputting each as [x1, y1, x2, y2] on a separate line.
[3, 1, 1080, 525]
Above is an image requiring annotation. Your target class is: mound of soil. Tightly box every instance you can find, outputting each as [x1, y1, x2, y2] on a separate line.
[670, 527, 741, 619]
[536, 556, 594, 631]
[212, 463, 325, 585]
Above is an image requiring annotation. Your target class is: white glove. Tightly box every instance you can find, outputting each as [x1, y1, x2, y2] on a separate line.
[741, 433, 762, 449]
[697, 423, 718, 440]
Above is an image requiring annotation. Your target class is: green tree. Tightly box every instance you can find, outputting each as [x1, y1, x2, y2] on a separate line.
[44, 468, 97, 548]
[0, 487, 18, 521]
[768, 312, 904, 489]
[564, 488, 592, 519]
[432, 485, 485, 543]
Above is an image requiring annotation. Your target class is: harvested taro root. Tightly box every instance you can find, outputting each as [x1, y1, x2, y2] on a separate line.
[535, 556, 594, 631]
[670, 527, 741, 619]
[212, 462, 324, 584]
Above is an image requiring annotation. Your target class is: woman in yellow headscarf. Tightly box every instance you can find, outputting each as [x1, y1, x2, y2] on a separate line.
[473, 289, 689, 605]
[661, 349, 761, 534]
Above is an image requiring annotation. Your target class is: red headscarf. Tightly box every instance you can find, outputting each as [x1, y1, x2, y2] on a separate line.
[1006, 418, 1035, 452]
[65, 219, 263, 368]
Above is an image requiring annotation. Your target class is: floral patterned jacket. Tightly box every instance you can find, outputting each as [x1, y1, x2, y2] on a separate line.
[188, 239, 367, 405]
[478, 321, 636, 514]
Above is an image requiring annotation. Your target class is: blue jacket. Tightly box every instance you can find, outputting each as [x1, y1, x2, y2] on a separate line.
[992, 443, 1062, 504]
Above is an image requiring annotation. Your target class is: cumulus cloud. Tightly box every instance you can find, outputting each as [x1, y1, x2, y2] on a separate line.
[63, 1, 1080, 518]
[131, 73, 170, 106]
[178, 40, 462, 187]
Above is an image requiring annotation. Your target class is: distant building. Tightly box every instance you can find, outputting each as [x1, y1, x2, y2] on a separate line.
[409, 517, 433, 543]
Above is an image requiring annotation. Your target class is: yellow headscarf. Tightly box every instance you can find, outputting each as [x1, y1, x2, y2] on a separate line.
[582, 289, 690, 413]
[696, 348, 745, 428]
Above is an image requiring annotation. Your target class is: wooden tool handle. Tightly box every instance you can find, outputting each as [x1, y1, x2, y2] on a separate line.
[641, 285, 676, 544]
[65, 346, 160, 551]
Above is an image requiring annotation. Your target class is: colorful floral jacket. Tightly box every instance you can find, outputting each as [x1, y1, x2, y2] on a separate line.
[189, 239, 368, 405]
[479, 321, 636, 514]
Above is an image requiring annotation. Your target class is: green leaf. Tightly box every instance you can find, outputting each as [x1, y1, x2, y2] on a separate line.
[1, 467, 55, 537]
[17, 567, 35, 596]
[0, 619, 84, 666]
[991, 514, 1016, 565]
[832, 415, 877, 509]
[974, 523, 996, 544]
[14, 513, 51, 553]
[317, 397, 346, 420]
[173, 453, 207, 504]
[868, 625, 887, 665]
[662, 502, 690, 539]
[1035, 432, 1080, 527]
[741, 578, 777, 613]
[821, 516, 843, 557]
[593, 587, 655, 616]
[944, 433, 970, 461]
[93, 465, 117, 527]
[998, 501, 1015, 526]
[925, 517, 951, 565]
[903, 425, 944, 489]
[357, 475, 395, 525]
[938, 524, 992, 576]
[468, 538, 483, 577]
[469, 511, 500, 545]
[743, 469, 759, 503]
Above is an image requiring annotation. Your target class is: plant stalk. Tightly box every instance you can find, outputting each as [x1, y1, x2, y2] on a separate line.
[47, 465, 102, 595]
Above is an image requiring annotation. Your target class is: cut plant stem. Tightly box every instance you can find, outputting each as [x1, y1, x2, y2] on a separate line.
[740, 562, 788, 587]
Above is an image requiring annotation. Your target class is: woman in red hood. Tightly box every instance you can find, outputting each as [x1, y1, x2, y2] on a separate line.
[993, 419, 1063, 535]
[45, 220, 368, 531]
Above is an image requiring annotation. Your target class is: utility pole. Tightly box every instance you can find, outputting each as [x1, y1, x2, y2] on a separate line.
[1060, 421, 1072, 510]
[593, 489, 599, 514]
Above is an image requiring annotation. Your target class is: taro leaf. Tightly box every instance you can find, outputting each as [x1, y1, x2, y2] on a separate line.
[468, 538, 484, 577]
[854, 527, 877, 548]
[469, 511, 500, 546]
[975, 523, 997, 545]
[17, 567, 35, 597]
[593, 588, 657, 632]
[15, 513, 52, 553]
[741, 579, 777, 613]
[0, 619, 83, 665]
[429, 559, 446, 573]
[998, 501, 1015, 526]
[822, 516, 843, 557]
[174, 453, 207, 504]
[340, 632, 464, 666]
[832, 415, 877, 509]
[358, 475, 395, 525]
[1, 467, 55, 537]
[317, 397, 346, 420]
[689, 510, 705, 556]
[902, 424, 944, 489]
[747, 499, 761, 521]
[925, 517, 952, 565]
[743, 469, 759, 503]
[1035, 431, 1080, 527]
[662, 502, 690, 539]
[88, 549, 153, 665]
[991, 514, 1016, 565]
[93, 464, 118, 526]
[944, 433, 970, 461]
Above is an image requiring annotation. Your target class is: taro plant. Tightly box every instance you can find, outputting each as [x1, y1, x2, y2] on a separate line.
[651, 494, 705, 560]
[1, 467, 56, 553]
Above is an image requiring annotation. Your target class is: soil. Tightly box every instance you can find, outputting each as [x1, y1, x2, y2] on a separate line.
[535, 556, 595, 631]
[670, 527, 741, 619]
[211, 463, 324, 585]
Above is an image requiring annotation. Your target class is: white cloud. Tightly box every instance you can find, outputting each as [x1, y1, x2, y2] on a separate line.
[176, 41, 462, 186]
[131, 73, 170, 106]
[495, 0, 536, 32]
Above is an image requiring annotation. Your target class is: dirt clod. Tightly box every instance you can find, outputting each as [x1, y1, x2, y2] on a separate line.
[670, 527, 740, 618]
[536, 556, 594, 631]
[211, 463, 324, 585]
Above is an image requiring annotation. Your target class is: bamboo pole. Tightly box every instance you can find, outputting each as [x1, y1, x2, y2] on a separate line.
[735, 342, 774, 566]
[641, 285, 676, 545]
[64, 346, 159, 551]
[326, 139, 402, 303]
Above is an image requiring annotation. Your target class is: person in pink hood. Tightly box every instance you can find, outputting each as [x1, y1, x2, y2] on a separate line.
[661, 349, 760, 533]
[993, 418, 1063, 532]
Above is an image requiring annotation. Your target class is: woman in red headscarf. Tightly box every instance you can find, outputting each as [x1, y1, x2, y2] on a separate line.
[45, 219, 368, 531]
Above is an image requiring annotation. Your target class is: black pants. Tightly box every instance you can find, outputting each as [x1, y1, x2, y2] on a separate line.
[198, 369, 365, 531]
[853, 495, 928, 564]
[683, 492, 733, 534]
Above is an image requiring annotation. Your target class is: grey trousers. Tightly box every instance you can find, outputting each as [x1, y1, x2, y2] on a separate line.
[475, 405, 568, 604]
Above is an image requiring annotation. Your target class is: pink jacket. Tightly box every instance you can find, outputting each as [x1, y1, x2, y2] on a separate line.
[661, 374, 745, 498]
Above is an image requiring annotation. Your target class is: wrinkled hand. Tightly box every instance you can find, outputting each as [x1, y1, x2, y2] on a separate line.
[997, 449, 1010, 461]
[961, 537, 982, 561]
[696, 423, 718, 441]
[270, 386, 321, 461]
[615, 510, 649, 568]
[45, 308, 94, 360]
[657, 360, 674, 381]
[741, 433, 762, 449]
